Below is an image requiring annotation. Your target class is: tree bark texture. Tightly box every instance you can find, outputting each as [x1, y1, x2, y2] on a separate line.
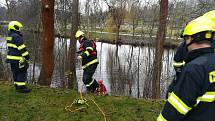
[152, 0, 168, 99]
[68, 0, 79, 89]
[38, 0, 55, 86]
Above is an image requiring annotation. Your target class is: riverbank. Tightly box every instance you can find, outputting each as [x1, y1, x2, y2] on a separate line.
[98, 37, 181, 49]
[0, 81, 164, 121]
[54, 31, 182, 49]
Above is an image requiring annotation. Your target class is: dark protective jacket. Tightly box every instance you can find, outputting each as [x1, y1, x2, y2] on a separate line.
[211, 39, 215, 49]
[158, 47, 215, 121]
[78, 37, 98, 69]
[173, 41, 187, 73]
[166, 42, 187, 98]
[6, 30, 30, 63]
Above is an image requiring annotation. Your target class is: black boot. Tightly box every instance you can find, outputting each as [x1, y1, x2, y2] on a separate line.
[15, 85, 31, 93]
[86, 79, 99, 93]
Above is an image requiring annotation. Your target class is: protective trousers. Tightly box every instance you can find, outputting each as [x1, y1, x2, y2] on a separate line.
[83, 63, 99, 92]
[10, 63, 27, 90]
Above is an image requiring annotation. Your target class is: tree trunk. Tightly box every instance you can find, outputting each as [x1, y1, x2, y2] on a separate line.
[38, 0, 55, 86]
[68, 0, 79, 89]
[0, 53, 5, 80]
[152, 0, 168, 99]
[116, 25, 120, 43]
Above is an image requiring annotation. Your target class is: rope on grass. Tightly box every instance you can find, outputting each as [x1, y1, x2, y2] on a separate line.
[89, 97, 107, 121]
[65, 85, 88, 113]
[65, 84, 107, 121]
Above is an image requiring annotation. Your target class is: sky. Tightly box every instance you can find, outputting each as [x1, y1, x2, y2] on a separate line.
[0, 0, 108, 12]
[0, 0, 6, 7]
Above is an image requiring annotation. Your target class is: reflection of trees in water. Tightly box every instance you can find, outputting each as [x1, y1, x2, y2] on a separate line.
[107, 48, 128, 96]
[106, 45, 175, 98]
[0, 53, 10, 81]
[106, 45, 143, 97]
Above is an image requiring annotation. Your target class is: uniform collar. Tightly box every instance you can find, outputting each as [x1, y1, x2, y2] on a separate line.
[79, 37, 87, 44]
[185, 47, 214, 63]
[9, 30, 22, 36]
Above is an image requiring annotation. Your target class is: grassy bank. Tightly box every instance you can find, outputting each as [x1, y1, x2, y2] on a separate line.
[0, 81, 164, 121]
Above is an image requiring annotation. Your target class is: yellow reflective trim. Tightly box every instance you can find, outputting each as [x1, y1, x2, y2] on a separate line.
[168, 92, 192, 115]
[18, 44, 26, 50]
[6, 37, 12, 41]
[7, 43, 17, 48]
[157, 114, 167, 121]
[7, 55, 22, 60]
[82, 59, 98, 69]
[167, 92, 171, 98]
[209, 71, 215, 83]
[86, 47, 93, 50]
[173, 61, 185, 67]
[84, 51, 90, 56]
[14, 82, 26, 86]
[22, 51, 29, 56]
[205, 32, 212, 38]
[194, 100, 200, 107]
[85, 79, 94, 87]
[197, 92, 215, 102]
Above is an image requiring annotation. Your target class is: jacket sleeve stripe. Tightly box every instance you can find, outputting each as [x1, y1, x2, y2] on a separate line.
[157, 114, 167, 121]
[7, 55, 23, 60]
[22, 51, 29, 57]
[84, 51, 90, 56]
[173, 61, 185, 67]
[7, 43, 18, 48]
[18, 44, 26, 50]
[6, 37, 12, 41]
[197, 92, 215, 102]
[168, 92, 192, 115]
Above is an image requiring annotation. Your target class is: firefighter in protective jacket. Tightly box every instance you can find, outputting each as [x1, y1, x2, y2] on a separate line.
[166, 40, 187, 98]
[158, 14, 215, 121]
[75, 30, 99, 92]
[6, 21, 31, 93]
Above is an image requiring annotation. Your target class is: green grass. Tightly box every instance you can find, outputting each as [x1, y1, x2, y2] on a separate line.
[0, 81, 164, 121]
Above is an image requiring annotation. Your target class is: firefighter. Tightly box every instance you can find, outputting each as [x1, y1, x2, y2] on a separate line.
[6, 21, 31, 93]
[157, 15, 215, 121]
[166, 37, 187, 99]
[75, 30, 99, 93]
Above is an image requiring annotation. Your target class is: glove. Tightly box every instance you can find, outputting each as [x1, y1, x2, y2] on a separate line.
[77, 55, 82, 59]
[19, 58, 29, 69]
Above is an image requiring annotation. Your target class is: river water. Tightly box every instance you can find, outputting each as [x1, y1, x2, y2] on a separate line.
[75, 42, 175, 98]
[0, 37, 176, 98]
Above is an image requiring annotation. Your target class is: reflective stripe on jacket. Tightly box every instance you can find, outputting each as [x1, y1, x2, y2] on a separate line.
[158, 48, 215, 121]
[6, 31, 30, 63]
[79, 38, 98, 68]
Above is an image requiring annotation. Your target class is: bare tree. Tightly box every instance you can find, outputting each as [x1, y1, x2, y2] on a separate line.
[152, 0, 168, 99]
[104, 0, 127, 43]
[38, 0, 55, 86]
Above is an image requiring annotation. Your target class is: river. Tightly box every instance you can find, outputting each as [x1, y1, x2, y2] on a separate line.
[0, 37, 176, 98]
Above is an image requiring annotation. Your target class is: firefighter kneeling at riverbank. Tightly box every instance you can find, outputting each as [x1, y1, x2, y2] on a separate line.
[6, 21, 31, 93]
[157, 14, 215, 121]
[75, 30, 99, 93]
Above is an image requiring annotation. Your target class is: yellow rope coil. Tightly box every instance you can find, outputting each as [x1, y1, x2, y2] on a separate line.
[65, 84, 106, 121]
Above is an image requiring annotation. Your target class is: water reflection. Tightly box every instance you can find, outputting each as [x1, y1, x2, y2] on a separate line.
[93, 42, 175, 98]
[0, 36, 176, 98]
